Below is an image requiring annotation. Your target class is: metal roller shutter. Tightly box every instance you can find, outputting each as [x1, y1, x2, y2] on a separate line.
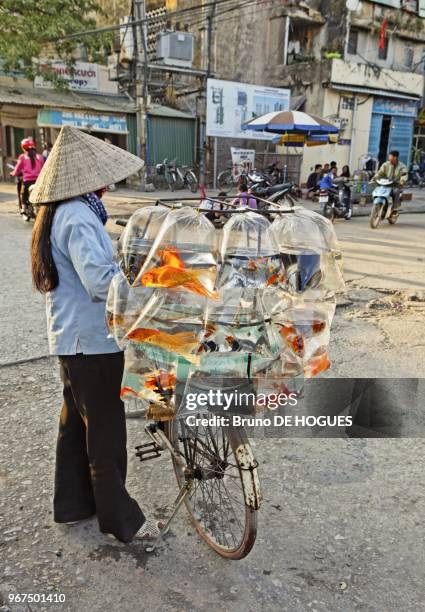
[147, 115, 195, 166]
[388, 116, 414, 167]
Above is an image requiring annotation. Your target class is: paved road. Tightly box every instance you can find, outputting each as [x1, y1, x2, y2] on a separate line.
[0, 197, 424, 611]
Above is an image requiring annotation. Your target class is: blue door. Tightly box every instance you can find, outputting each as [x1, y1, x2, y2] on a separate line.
[388, 116, 414, 167]
[368, 113, 383, 160]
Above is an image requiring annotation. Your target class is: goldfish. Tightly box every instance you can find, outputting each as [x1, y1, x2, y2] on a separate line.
[311, 319, 326, 334]
[279, 324, 305, 356]
[120, 386, 139, 398]
[144, 370, 177, 392]
[127, 327, 199, 362]
[267, 272, 283, 286]
[142, 245, 218, 299]
[159, 247, 185, 268]
[304, 351, 331, 378]
[248, 260, 259, 271]
[141, 265, 218, 299]
[107, 312, 138, 329]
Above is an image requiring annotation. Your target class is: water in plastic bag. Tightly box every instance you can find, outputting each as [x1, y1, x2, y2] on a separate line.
[134, 207, 218, 299]
[219, 212, 282, 289]
[118, 205, 170, 285]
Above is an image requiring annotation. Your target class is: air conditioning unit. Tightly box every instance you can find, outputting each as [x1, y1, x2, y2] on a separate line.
[156, 31, 194, 67]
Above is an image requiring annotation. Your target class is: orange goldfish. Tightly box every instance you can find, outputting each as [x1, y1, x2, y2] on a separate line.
[279, 324, 305, 356]
[107, 313, 138, 329]
[127, 327, 199, 362]
[311, 319, 326, 334]
[267, 273, 282, 286]
[144, 370, 177, 392]
[159, 247, 185, 269]
[248, 260, 258, 271]
[304, 351, 330, 378]
[141, 265, 218, 299]
[120, 386, 139, 398]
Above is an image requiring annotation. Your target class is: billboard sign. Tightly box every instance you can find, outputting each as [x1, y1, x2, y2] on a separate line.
[206, 78, 290, 140]
[35, 61, 99, 92]
[37, 109, 128, 133]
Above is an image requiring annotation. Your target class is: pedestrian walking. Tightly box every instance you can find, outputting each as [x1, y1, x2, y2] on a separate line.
[30, 125, 162, 543]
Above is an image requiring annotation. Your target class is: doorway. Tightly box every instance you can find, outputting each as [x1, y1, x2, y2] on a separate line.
[378, 115, 391, 165]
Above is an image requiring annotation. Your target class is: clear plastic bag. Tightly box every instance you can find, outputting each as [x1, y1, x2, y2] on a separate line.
[117, 205, 170, 285]
[109, 206, 345, 420]
[265, 290, 335, 377]
[134, 207, 218, 299]
[271, 207, 345, 295]
[106, 271, 155, 348]
[219, 212, 282, 289]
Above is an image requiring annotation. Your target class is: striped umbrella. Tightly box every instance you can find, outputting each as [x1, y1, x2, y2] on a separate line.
[242, 110, 339, 135]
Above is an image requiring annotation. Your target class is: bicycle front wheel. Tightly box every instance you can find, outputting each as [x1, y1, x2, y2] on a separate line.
[167, 419, 259, 559]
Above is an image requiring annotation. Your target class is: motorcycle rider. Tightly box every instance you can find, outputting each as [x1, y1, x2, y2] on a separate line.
[373, 150, 407, 215]
[11, 139, 44, 216]
[319, 164, 338, 191]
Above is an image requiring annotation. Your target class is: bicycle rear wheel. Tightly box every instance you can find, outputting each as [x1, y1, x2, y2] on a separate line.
[167, 419, 259, 559]
[186, 171, 199, 193]
[217, 169, 234, 189]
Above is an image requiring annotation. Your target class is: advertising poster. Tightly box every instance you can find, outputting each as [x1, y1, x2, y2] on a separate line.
[34, 61, 99, 92]
[206, 78, 291, 140]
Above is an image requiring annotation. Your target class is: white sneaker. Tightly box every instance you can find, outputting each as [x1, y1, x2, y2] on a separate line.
[134, 519, 164, 540]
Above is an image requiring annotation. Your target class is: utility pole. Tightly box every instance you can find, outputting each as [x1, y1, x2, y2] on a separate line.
[133, 0, 149, 181]
[201, 0, 217, 189]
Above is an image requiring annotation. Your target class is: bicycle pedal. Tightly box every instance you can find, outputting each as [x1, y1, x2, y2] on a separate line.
[135, 441, 162, 462]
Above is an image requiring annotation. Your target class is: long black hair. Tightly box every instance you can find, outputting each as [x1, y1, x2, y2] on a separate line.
[31, 205, 59, 293]
[27, 147, 37, 169]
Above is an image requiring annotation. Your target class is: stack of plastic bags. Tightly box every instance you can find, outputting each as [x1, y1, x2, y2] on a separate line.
[106, 205, 345, 419]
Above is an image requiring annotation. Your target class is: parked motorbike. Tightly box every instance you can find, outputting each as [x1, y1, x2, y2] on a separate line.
[319, 179, 352, 222]
[407, 164, 425, 188]
[369, 178, 400, 229]
[264, 161, 284, 185]
[247, 169, 273, 191]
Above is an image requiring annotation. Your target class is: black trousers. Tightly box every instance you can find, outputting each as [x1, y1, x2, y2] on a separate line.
[54, 352, 145, 542]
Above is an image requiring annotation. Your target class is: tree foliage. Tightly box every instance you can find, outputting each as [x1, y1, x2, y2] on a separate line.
[0, 0, 112, 86]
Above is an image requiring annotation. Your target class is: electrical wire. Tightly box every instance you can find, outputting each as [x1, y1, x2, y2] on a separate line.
[48, 0, 251, 42]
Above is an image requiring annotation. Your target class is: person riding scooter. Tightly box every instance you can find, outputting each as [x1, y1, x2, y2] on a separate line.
[373, 150, 407, 217]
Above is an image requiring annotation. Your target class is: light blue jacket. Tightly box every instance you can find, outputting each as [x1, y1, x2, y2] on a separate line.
[46, 197, 120, 355]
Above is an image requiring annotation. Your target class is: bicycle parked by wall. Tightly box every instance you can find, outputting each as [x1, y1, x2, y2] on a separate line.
[156, 158, 199, 192]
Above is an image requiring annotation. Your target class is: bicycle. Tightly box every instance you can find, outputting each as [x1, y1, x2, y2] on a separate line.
[217, 161, 249, 189]
[132, 412, 260, 559]
[175, 164, 199, 193]
[156, 159, 199, 193]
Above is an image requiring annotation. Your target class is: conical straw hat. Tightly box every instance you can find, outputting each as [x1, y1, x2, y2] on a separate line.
[30, 125, 144, 204]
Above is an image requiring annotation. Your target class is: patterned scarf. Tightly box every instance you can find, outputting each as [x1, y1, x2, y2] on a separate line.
[82, 192, 108, 225]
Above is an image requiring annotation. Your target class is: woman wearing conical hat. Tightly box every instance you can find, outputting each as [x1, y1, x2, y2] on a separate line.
[30, 126, 161, 542]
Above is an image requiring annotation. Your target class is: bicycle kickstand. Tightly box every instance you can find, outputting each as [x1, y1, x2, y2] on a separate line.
[143, 480, 192, 553]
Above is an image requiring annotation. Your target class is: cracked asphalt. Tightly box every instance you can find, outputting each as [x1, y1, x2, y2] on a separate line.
[0, 191, 424, 612]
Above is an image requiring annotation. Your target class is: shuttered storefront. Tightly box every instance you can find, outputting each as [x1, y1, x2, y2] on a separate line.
[147, 106, 196, 167]
[368, 97, 418, 167]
